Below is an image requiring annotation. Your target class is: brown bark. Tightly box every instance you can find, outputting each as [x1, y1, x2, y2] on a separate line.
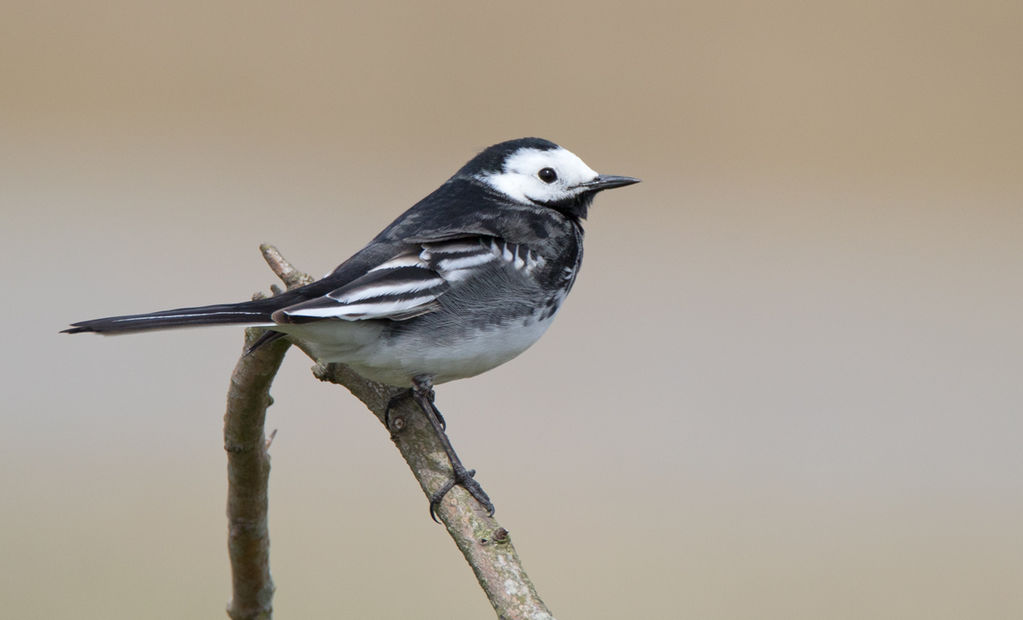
[224, 245, 555, 620]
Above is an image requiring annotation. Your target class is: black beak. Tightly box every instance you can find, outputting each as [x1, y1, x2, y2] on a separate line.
[581, 175, 641, 192]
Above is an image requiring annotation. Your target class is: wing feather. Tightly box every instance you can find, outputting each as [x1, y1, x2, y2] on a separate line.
[275, 238, 501, 323]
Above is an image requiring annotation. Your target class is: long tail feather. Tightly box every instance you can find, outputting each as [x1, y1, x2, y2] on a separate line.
[62, 298, 284, 335]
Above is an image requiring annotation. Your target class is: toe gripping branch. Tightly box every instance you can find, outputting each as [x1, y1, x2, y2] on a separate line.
[386, 377, 495, 522]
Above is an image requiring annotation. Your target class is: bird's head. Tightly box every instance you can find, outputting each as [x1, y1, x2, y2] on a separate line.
[460, 138, 639, 219]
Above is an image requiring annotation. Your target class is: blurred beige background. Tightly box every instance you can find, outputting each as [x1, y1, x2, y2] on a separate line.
[2, 1, 1021, 618]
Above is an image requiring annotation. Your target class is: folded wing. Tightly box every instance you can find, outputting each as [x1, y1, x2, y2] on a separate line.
[274, 238, 501, 323]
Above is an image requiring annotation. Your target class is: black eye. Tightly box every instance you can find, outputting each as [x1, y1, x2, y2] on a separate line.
[538, 167, 558, 183]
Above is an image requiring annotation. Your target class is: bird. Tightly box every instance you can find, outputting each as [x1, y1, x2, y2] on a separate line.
[64, 137, 640, 518]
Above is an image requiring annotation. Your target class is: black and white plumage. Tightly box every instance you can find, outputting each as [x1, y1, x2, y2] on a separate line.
[66, 137, 638, 387]
[65, 137, 639, 517]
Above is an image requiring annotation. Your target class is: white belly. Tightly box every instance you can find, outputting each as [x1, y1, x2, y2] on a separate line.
[280, 313, 556, 387]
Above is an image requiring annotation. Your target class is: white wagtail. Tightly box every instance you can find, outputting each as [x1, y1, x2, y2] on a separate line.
[64, 137, 639, 517]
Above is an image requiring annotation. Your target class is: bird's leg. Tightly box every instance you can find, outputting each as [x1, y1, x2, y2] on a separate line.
[385, 388, 446, 432]
[410, 376, 494, 521]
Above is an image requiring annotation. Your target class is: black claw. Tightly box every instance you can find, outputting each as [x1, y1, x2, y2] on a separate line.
[429, 478, 458, 522]
[428, 466, 495, 521]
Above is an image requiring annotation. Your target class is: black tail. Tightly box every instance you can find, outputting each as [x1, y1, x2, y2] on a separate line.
[62, 297, 286, 335]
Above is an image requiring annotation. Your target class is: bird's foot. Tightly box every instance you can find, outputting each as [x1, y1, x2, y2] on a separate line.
[384, 390, 410, 432]
[429, 463, 494, 522]
[408, 375, 492, 521]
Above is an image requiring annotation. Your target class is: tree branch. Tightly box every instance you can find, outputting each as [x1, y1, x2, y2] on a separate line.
[224, 329, 287, 620]
[225, 244, 556, 620]
[311, 363, 557, 620]
[223, 246, 313, 620]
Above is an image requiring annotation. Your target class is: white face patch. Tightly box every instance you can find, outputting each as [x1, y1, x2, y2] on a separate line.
[477, 147, 600, 205]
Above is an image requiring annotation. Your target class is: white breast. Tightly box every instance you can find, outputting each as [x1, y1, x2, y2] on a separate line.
[280, 311, 557, 387]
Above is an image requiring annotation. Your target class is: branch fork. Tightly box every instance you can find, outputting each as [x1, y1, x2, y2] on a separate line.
[223, 245, 556, 620]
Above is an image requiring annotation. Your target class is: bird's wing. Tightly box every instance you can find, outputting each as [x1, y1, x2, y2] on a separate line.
[275, 237, 508, 323]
